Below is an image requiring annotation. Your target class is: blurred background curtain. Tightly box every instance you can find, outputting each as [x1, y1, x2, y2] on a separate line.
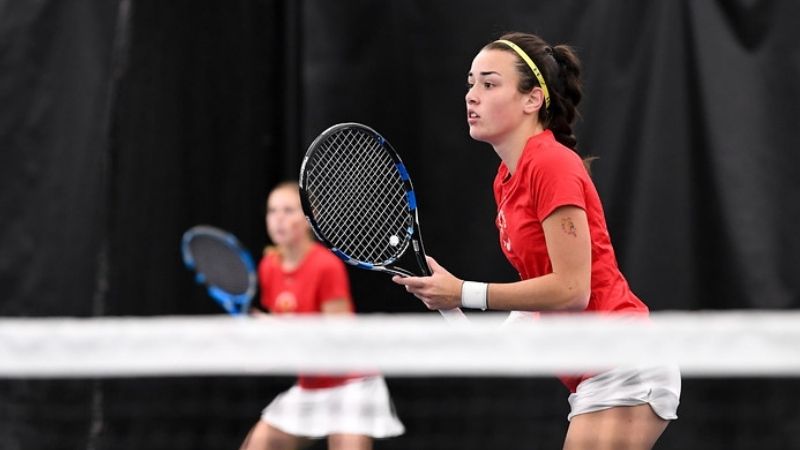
[2, 1, 799, 449]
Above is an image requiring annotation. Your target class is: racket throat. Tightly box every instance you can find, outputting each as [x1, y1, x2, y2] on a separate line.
[384, 238, 431, 277]
[410, 239, 431, 277]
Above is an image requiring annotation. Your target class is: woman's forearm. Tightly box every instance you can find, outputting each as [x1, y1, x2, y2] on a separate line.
[486, 273, 590, 312]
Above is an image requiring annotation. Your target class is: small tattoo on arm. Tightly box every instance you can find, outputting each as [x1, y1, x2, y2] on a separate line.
[561, 217, 577, 237]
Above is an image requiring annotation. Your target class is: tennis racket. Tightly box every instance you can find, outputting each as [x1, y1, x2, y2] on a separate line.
[181, 225, 256, 316]
[298, 122, 467, 323]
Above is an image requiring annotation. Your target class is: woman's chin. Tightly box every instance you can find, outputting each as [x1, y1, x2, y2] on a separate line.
[469, 128, 492, 144]
[468, 127, 484, 141]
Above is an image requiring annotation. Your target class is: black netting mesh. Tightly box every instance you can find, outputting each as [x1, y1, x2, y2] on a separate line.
[3, 376, 800, 449]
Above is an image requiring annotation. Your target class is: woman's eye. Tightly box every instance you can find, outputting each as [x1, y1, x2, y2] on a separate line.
[483, 82, 494, 89]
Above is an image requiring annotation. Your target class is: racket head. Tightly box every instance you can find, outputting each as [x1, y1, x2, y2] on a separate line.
[299, 122, 430, 277]
[180, 225, 256, 315]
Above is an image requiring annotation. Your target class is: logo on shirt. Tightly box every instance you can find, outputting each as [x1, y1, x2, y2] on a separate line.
[496, 209, 512, 252]
[274, 291, 298, 313]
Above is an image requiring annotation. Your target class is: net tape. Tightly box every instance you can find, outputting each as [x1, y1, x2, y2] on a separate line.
[2, 311, 800, 378]
[304, 128, 411, 264]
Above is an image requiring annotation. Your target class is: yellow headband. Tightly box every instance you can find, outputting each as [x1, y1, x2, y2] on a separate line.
[494, 39, 550, 109]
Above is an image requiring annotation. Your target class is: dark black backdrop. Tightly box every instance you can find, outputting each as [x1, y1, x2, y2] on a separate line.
[2, 1, 800, 449]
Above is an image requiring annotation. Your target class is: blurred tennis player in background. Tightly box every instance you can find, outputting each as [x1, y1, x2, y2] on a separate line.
[240, 181, 404, 450]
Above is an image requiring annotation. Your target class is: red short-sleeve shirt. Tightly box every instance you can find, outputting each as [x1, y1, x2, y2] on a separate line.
[493, 130, 648, 392]
[259, 242, 361, 388]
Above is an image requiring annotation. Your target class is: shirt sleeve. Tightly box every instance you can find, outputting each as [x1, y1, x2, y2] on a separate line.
[531, 150, 587, 221]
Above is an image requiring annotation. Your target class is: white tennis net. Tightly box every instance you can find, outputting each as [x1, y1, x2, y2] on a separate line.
[2, 311, 799, 378]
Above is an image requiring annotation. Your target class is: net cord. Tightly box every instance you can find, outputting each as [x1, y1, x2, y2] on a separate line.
[2, 312, 799, 378]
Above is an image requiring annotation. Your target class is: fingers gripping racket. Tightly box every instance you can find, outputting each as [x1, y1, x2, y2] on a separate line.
[181, 225, 256, 316]
[298, 123, 467, 323]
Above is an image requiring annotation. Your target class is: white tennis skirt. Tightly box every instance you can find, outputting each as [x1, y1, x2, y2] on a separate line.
[567, 365, 681, 421]
[260, 375, 405, 439]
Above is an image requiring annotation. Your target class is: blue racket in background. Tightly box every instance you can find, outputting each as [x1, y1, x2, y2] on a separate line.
[181, 225, 256, 316]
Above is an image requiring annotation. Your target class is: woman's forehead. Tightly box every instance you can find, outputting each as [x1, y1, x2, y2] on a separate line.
[469, 49, 517, 76]
[268, 188, 300, 204]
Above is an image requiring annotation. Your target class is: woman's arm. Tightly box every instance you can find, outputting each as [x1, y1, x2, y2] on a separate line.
[393, 205, 591, 312]
[321, 298, 352, 314]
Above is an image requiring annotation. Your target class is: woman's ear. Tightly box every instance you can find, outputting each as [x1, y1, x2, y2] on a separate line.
[523, 87, 544, 114]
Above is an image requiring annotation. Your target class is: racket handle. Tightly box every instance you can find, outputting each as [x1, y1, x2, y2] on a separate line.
[438, 307, 470, 324]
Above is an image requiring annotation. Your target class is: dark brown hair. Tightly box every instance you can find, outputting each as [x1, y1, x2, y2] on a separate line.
[485, 32, 584, 153]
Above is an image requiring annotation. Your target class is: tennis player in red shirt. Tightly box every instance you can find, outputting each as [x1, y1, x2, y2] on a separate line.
[241, 181, 404, 450]
[394, 32, 680, 449]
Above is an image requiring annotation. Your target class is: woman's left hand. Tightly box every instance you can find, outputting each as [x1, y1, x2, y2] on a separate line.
[392, 256, 463, 310]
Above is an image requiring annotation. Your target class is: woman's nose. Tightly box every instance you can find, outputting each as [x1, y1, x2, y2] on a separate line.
[465, 88, 477, 104]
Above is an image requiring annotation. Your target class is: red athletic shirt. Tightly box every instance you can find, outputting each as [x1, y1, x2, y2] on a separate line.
[258, 242, 361, 389]
[493, 130, 648, 392]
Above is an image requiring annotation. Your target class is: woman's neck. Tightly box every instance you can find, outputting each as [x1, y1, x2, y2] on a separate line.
[494, 122, 545, 175]
[279, 239, 313, 270]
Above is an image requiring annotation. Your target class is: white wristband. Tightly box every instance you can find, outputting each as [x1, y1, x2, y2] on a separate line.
[461, 281, 488, 310]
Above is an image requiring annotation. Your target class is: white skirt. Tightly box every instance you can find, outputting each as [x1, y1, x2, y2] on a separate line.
[260, 375, 405, 438]
[567, 365, 681, 421]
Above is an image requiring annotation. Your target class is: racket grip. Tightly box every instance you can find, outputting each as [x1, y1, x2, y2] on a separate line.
[438, 307, 470, 324]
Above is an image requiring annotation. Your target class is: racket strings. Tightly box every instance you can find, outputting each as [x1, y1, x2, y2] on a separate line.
[188, 237, 250, 295]
[314, 131, 407, 256]
[328, 133, 407, 254]
[306, 128, 412, 264]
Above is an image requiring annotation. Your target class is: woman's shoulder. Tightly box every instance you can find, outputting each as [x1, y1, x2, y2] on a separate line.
[524, 138, 586, 178]
[309, 242, 346, 267]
